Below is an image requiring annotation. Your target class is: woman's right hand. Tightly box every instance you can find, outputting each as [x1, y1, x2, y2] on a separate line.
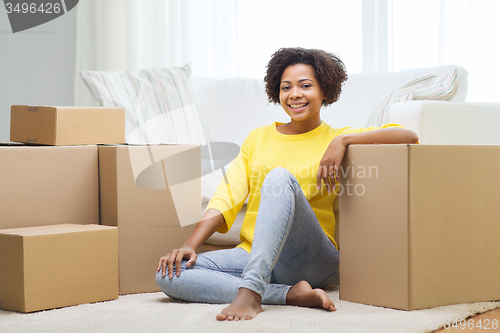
[157, 247, 197, 279]
[156, 208, 224, 279]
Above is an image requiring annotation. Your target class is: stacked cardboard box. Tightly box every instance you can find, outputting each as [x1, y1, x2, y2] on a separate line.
[10, 105, 126, 145]
[99, 144, 200, 294]
[1, 105, 201, 312]
[0, 144, 99, 230]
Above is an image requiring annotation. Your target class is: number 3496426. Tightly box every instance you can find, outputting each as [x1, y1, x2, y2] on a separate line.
[5, 3, 62, 14]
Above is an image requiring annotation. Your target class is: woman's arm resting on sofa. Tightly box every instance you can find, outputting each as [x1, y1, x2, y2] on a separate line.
[317, 128, 418, 193]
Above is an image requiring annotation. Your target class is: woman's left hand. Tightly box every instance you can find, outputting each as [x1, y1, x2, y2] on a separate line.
[317, 136, 347, 194]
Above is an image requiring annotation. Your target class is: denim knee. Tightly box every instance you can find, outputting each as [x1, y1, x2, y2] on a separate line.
[265, 167, 293, 181]
[155, 260, 189, 296]
[261, 167, 296, 197]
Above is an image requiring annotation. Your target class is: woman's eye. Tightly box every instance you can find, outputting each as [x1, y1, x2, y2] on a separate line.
[302, 84, 311, 88]
[281, 86, 290, 91]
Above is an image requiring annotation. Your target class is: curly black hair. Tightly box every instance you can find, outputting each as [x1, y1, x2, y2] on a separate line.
[264, 47, 348, 106]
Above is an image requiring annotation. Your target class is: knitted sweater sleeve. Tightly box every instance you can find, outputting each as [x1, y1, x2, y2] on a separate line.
[205, 132, 252, 233]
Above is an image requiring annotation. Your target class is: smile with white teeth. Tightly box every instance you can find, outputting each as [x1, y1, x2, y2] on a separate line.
[289, 103, 307, 109]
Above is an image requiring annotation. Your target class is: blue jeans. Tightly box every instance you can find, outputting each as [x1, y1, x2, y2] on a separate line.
[155, 167, 340, 305]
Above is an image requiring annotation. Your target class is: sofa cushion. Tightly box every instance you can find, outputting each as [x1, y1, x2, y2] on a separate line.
[389, 100, 500, 144]
[366, 67, 465, 127]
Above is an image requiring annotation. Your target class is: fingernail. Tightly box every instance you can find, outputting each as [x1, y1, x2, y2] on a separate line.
[169, 274, 172, 279]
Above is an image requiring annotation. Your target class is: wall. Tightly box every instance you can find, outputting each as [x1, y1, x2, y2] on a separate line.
[0, 6, 77, 143]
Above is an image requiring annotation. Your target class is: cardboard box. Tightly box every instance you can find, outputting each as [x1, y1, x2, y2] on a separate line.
[99, 144, 201, 294]
[0, 144, 99, 229]
[339, 144, 500, 310]
[0, 224, 118, 313]
[10, 105, 125, 145]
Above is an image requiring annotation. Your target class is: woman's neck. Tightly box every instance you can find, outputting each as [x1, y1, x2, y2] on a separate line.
[277, 119, 322, 135]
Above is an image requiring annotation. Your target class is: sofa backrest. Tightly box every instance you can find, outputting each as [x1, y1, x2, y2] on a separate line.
[324, 65, 468, 128]
[194, 65, 468, 147]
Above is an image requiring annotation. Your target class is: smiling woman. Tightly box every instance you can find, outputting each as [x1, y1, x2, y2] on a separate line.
[155, 47, 418, 322]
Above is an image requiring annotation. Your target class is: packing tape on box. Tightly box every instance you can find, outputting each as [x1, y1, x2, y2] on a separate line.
[28, 106, 38, 112]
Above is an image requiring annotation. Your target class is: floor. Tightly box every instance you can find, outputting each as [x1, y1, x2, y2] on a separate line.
[201, 244, 500, 332]
[434, 308, 500, 332]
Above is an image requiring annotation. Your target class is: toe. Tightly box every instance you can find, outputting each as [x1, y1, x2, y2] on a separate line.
[216, 313, 227, 321]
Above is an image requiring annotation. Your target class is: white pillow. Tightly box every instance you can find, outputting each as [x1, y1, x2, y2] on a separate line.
[80, 65, 208, 145]
[81, 65, 216, 201]
[366, 68, 460, 127]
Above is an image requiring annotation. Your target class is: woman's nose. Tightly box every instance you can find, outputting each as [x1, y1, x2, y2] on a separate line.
[290, 87, 302, 98]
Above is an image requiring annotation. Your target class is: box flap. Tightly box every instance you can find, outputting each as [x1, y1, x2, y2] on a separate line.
[0, 224, 116, 237]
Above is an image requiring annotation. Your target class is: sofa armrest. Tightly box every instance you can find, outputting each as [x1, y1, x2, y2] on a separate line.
[388, 101, 500, 144]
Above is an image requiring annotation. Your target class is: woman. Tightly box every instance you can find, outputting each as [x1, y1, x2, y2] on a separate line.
[156, 47, 418, 321]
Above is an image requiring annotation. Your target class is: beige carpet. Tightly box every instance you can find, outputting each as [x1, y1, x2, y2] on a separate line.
[1, 286, 499, 333]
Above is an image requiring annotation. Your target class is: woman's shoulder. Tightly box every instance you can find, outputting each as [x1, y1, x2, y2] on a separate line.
[239, 123, 276, 147]
[247, 123, 277, 137]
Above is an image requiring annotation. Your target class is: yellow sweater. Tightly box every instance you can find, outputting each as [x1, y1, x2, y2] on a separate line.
[206, 121, 403, 253]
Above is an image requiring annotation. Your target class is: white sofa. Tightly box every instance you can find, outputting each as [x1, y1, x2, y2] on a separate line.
[193, 65, 500, 249]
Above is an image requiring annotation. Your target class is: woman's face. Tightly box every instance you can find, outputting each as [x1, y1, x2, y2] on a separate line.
[279, 63, 325, 124]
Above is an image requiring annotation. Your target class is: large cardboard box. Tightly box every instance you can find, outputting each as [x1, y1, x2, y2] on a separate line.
[10, 105, 125, 145]
[339, 144, 500, 310]
[99, 144, 201, 294]
[0, 224, 118, 313]
[0, 144, 99, 229]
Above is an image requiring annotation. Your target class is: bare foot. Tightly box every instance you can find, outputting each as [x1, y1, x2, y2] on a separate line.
[216, 288, 263, 321]
[286, 280, 337, 311]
